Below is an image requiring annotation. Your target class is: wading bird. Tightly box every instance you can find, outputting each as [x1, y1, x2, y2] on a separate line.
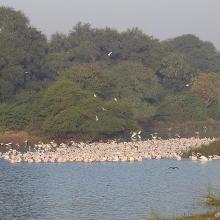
[150, 132, 158, 140]
[101, 106, 107, 111]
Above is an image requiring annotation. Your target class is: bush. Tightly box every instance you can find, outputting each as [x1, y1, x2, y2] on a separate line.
[208, 102, 220, 120]
[157, 92, 208, 121]
[37, 80, 138, 136]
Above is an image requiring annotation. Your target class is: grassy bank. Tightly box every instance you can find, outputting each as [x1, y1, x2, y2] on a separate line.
[148, 213, 220, 220]
[182, 139, 220, 158]
[147, 195, 220, 220]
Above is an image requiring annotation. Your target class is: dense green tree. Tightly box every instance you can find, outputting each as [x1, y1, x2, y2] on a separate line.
[60, 61, 162, 103]
[0, 6, 49, 100]
[208, 102, 220, 120]
[0, 8, 220, 138]
[157, 92, 208, 121]
[37, 80, 137, 136]
[156, 52, 193, 91]
[169, 34, 220, 73]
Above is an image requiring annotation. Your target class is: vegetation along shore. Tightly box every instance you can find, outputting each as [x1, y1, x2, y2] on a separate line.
[147, 194, 220, 220]
[0, 6, 220, 140]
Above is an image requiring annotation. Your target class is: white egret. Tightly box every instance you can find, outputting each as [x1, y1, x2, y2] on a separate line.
[137, 131, 142, 140]
[131, 132, 137, 139]
[108, 52, 112, 56]
[101, 106, 107, 111]
[174, 133, 181, 138]
[150, 133, 157, 140]
[198, 155, 208, 161]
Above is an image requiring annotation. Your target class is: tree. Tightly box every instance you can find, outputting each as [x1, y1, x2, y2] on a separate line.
[169, 34, 220, 73]
[192, 73, 220, 107]
[0, 7, 49, 100]
[157, 52, 193, 91]
[59, 61, 162, 103]
[37, 80, 138, 136]
[157, 92, 207, 121]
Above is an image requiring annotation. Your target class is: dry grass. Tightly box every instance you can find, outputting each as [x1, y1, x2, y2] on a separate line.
[175, 213, 220, 220]
[206, 196, 220, 206]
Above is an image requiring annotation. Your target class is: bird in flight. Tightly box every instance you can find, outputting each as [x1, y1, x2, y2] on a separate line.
[168, 167, 179, 170]
[108, 51, 113, 56]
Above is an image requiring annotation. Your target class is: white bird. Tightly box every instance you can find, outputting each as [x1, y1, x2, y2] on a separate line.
[95, 115, 99, 121]
[101, 106, 107, 111]
[185, 84, 190, 87]
[137, 131, 142, 140]
[94, 94, 97, 98]
[208, 156, 213, 160]
[131, 132, 137, 139]
[114, 98, 117, 102]
[174, 133, 181, 138]
[198, 155, 208, 161]
[150, 133, 157, 140]
[108, 51, 112, 56]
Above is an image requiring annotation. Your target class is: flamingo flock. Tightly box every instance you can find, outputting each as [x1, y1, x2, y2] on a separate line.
[0, 137, 216, 164]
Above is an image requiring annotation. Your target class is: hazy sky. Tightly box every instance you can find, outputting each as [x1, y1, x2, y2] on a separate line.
[1, 0, 220, 49]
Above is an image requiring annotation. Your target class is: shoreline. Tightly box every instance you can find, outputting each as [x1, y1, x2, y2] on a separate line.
[0, 137, 216, 163]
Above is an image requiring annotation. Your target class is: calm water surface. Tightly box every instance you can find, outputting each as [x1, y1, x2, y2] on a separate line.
[0, 159, 220, 220]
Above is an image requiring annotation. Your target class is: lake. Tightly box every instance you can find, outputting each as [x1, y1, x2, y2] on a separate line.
[0, 159, 220, 220]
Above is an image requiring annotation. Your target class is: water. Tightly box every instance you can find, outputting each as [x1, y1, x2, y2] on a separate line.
[0, 159, 220, 220]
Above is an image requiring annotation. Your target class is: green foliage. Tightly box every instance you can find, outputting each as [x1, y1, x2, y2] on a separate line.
[0, 7, 220, 138]
[0, 90, 41, 130]
[208, 102, 220, 120]
[183, 140, 220, 158]
[157, 52, 193, 91]
[37, 80, 137, 136]
[80, 100, 138, 135]
[168, 34, 220, 73]
[0, 6, 49, 100]
[157, 92, 208, 121]
[60, 61, 162, 103]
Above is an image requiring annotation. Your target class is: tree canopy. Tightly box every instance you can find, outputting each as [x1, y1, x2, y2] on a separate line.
[0, 7, 220, 138]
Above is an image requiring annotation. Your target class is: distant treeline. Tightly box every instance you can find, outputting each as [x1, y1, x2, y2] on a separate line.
[0, 6, 220, 138]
